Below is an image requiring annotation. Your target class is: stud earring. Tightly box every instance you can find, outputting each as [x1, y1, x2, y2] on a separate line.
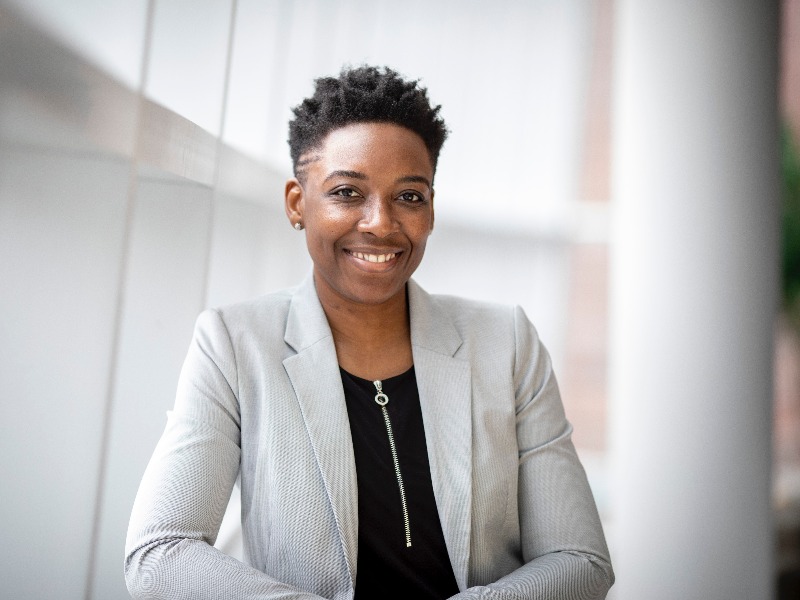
[294, 222, 304, 231]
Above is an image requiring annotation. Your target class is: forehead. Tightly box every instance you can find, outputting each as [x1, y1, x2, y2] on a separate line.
[303, 122, 433, 180]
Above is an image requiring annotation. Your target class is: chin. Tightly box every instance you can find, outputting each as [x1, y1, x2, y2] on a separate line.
[346, 283, 406, 306]
[313, 264, 414, 308]
[335, 272, 409, 304]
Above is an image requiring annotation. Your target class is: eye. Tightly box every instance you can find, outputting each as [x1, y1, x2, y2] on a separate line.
[398, 191, 424, 203]
[332, 187, 362, 199]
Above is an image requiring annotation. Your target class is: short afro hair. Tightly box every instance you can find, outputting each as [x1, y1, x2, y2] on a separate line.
[288, 65, 448, 178]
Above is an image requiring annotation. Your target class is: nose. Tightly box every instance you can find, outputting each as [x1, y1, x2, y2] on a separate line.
[358, 196, 399, 238]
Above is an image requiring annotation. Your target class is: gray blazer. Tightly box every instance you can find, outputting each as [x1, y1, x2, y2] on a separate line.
[125, 276, 613, 599]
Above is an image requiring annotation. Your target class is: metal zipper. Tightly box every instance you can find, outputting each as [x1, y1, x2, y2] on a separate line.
[373, 379, 412, 548]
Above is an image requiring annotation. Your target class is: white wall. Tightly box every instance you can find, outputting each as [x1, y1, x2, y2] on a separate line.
[0, 1, 592, 598]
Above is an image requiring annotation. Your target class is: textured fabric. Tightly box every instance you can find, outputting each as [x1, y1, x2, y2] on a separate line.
[125, 275, 614, 599]
[340, 367, 460, 599]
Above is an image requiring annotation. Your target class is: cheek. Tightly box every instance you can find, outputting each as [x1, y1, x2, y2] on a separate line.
[407, 225, 432, 263]
[410, 213, 434, 240]
[307, 232, 332, 259]
[308, 205, 355, 236]
[305, 223, 346, 264]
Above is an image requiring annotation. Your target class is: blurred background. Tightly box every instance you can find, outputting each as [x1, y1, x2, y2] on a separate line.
[0, 0, 797, 598]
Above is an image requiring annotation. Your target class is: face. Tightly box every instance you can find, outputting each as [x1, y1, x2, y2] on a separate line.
[285, 122, 435, 307]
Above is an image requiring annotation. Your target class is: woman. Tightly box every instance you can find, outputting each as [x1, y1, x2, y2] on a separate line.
[125, 66, 614, 599]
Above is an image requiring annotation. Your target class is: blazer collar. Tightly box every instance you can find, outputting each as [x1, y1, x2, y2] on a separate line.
[283, 275, 474, 592]
[282, 275, 359, 587]
[284, 275, 464, 355]
[407, 278, 463, 356]
[408, 279, 474, 591]
[283, 274, 332, 353]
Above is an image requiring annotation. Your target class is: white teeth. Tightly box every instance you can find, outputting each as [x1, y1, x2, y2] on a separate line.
[352, 251, 396, 263]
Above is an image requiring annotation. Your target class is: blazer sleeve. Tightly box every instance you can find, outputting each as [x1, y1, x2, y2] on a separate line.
[124, 309, 327, 600]
[450, 306, 614, 600]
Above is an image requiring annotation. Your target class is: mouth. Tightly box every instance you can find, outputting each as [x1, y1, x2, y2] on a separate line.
[345, 249, 401, 264]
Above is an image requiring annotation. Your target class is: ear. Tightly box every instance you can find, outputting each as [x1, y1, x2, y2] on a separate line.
[285, 178, 304, 227]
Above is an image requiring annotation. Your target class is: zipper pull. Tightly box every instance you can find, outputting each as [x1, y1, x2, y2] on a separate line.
[373, 380, 389, 406]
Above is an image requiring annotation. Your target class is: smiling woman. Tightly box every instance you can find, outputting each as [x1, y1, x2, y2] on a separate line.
[285, 122, 436, 380]
[124, 66, 614, 600]
[287, 123, 434, 306]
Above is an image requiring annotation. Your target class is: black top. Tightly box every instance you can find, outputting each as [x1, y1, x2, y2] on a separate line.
[340, 366, 460, 600]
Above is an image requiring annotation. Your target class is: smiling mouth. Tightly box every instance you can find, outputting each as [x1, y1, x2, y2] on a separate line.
[346, 250, 399, 263]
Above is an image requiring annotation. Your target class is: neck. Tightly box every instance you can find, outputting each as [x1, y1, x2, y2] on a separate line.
[314, 273, 413, 380]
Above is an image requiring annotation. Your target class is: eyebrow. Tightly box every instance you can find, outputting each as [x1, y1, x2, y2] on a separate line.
[322, 171, 432, 189]
[323, 170, 367, 183]
[397, 175, 432, 189]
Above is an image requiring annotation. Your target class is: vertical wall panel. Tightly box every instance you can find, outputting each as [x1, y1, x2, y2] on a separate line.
[0, 147, 130, 599]
[223, 0, 282, 162]
[145, 0, 233, 135]
[205, 195, 311, 308]
[205, 195, 274, 307]
[254, 203, 314, 297]
[91, 178, 213, 599]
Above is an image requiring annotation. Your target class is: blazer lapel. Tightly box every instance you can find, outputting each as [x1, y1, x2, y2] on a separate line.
[408, 280, 473, 591]
[282, 276, 358, 588]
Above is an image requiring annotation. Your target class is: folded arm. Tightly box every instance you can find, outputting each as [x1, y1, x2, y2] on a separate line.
[124, 310, 329, 600]
[449, 306, 614, 599]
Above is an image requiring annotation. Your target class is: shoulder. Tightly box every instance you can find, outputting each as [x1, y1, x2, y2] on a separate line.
[216, 287, 295, 324]
[194, 286, 297, 344]
[427, 292, 517, 330]
[416, 289, 553, 404]
[413, 282, 540, 356]
[416, 280, 535, 334]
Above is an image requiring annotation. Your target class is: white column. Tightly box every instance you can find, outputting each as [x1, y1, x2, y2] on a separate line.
[609, 2, 780, 599]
